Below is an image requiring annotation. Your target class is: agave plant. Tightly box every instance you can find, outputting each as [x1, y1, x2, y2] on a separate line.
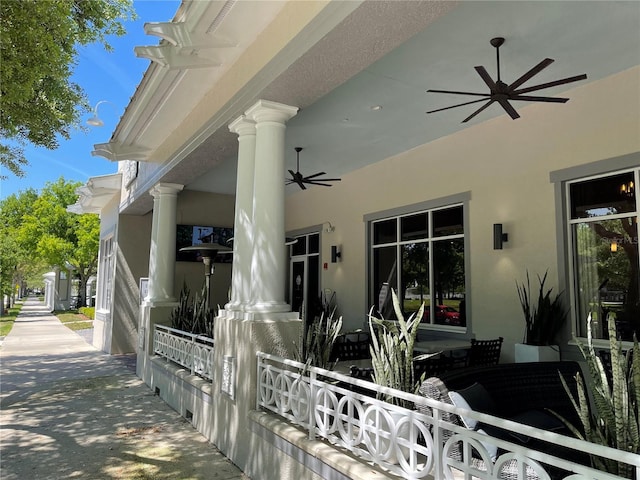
[558, 314, 640, 477]
[368, 289, 433, 408]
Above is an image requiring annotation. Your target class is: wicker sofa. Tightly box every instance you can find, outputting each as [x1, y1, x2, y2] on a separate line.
[418, 361, 586, 479]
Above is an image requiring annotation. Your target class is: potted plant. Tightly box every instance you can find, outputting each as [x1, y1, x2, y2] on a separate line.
[515, 271, 568, 362]
[558, 314, 639, 477]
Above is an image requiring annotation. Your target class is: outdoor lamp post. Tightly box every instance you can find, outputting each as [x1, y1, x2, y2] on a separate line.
[179, 243, 232, 312]
[87, 100, 113, 127]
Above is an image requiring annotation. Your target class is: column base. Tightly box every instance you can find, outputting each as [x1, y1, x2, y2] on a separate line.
[142, 298, 178, 308]
[219, 308, 300, 322]
[244, 301, 291, 314]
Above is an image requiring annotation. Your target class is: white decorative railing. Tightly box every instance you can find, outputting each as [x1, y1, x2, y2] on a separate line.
[257, 353, 639, 480]
[153, 325, 214, 381]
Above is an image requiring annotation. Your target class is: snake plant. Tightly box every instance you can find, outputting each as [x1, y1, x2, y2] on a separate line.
[301, 308, 343, 371]
[368, 289, 433, 408]
[516, 270, 568, 346]
[559, 314, 639, 477]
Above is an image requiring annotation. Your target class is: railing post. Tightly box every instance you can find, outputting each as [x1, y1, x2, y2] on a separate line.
[190, 334, 195, 376]
[433, 408, 443, 479]
[308, 370, 316, 441]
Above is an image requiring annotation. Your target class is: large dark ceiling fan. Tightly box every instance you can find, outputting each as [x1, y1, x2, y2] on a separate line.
[286, 147, 341, 190]
[427, 37, 587, 123]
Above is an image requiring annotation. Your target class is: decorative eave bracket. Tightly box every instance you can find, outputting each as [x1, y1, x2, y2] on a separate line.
[134, 21, 235, 70]
[92, 142, 152, 163]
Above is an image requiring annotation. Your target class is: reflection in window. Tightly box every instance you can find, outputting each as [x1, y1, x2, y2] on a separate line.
[568, 170, 639, 341]
[371, 205, 465, 327]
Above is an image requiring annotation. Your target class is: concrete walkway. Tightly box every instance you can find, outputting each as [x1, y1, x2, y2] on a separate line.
[0, 297, 249, 480]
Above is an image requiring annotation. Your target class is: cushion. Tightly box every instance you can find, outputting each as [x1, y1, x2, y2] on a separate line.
[448, 382, 496, 429]
[448, 390, 476, 429]
[508, 409, 566, 443]
[476, 428, 498, 462]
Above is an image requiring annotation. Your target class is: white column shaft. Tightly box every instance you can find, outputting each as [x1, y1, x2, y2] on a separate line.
[147, 183, 184, 303]
[227, 116, 256, 310]
[245, 100, 298, 313]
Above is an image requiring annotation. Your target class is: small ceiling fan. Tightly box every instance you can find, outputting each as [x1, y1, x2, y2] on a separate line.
[426, 37, 587, 123]
[286, 147, 341, 190]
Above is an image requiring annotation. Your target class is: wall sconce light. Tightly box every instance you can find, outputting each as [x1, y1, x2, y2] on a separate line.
[493, 224, 508, 250]
[331, 245, 341, 263]
[611, 240, 618, 252]
[324, 221, 335, 233]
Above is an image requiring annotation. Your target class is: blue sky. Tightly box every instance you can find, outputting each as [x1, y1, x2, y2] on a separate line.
[0, 0, 180, 200]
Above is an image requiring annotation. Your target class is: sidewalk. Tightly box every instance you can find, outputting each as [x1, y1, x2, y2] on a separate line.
[0, 297, 249, 480]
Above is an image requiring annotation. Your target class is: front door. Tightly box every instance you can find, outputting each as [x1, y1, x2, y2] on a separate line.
[288, 232, 321, 328]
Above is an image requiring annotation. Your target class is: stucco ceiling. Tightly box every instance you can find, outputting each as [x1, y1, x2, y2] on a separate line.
[114, 1, 640, 214]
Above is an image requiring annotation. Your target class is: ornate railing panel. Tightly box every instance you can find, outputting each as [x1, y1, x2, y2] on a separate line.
[257, 352, 639, 480]
[153, 325, 214, 381]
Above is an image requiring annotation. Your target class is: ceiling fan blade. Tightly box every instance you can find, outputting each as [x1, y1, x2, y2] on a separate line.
[508, 58, 554, 91]
[514, 73, 587, 95]
[427, 89, 491, 98]
[497, 98, 520, 120]
[427, 98, 490, 114]
[313, 178, 341, 182]
[303, 172, 326, 180]
[288, 170, 297, 177]
[306, 181, 338, 187]
[461, 100, 494, 123]
[474, 66, 498, 91]
[297, 181, 307, 190]
[510, 95, 569, 103]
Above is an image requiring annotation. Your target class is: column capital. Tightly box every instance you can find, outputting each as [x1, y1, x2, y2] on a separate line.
[149, 182, 184, 198]
[245, 100, 298, 124]
[229, 115, 256, 136]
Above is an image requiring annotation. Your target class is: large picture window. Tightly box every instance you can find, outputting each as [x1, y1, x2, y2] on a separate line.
[568, 169, 639, 342]
[370, 203, 466, 328]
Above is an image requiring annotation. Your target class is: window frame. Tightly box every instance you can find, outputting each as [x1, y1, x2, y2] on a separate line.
[364, 192, 471, 333]
[97, 233, 116, 313]
[551, 152, 640, 347]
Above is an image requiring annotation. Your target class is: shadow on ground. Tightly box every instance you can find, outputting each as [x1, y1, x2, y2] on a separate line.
[0, 374, 245, 480]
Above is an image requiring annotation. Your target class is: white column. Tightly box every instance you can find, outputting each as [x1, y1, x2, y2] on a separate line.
[245, 100, 298, 314]
[226, 115, 257, 312]
[146, 182, 184, 304]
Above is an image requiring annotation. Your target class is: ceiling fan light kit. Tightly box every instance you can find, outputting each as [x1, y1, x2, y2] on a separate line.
[286, 147, 341, 190]
[427, 37, 587, 122]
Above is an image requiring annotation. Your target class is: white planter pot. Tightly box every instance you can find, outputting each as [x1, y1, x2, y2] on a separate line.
[515, 343, 560, 363]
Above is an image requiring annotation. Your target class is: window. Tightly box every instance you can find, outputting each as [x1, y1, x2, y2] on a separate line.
[370, 203, 466, 328]
[97, 236, 115, 311]
[567, 169, 639, 342]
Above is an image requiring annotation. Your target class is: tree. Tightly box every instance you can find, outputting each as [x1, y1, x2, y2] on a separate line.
[0, 188, 39, 313]
[0, 0, 135, 177]
[16, 177, 100, 307]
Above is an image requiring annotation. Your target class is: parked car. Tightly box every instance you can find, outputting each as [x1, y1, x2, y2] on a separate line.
[434, 305, 461, 325]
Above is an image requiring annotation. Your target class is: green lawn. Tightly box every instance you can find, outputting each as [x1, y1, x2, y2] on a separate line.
[55, 311, 93, 331]
[0, 304, 23, 337]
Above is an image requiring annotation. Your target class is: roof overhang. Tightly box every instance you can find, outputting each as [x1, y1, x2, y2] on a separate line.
[67, 173, 123, 214]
